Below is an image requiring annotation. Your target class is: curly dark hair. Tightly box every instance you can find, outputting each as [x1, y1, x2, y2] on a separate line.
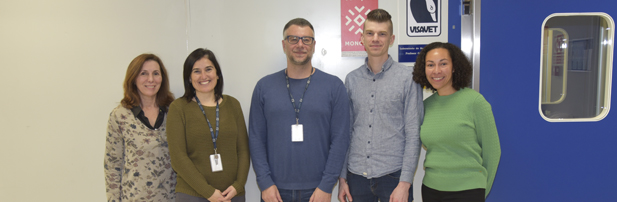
[412, 42, 472, 92]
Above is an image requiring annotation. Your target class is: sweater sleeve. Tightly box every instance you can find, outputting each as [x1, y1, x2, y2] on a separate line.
[400, 80, 424, 183]
[167, 101, 217, 198]
[248, 82, 276, 191]
[339, 75, 353, 180]
[473, 95, 501, 197]
[317, 81, 351, 193]
[230, 97, 250, 194]
[104, 107, 124, 202]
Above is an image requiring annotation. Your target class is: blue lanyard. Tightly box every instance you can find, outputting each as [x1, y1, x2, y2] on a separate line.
[285, 68, 313, 124]
[195, 96, 219, 151]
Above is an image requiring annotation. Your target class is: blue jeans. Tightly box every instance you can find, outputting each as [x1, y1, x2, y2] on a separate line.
[261, 188, 315, 202]
[347, 170, 413, 202]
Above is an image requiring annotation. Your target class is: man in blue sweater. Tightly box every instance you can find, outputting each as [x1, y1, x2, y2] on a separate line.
[338, 9, 424, 202]
[249, 18, 350, 202]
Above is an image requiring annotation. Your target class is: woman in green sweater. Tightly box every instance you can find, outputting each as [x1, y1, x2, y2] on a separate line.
[167, 48, 250, 202]
[412, 42, 501, 202]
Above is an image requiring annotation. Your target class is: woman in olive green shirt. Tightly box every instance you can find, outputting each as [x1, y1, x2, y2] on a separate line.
[167, 48, 250, 202]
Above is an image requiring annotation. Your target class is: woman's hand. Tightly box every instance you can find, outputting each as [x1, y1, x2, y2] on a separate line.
[221, 185, 238, 201]
[208, 189, 225, 202]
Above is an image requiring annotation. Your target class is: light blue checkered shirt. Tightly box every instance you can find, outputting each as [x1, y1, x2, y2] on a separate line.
[341, 55, 424, 183]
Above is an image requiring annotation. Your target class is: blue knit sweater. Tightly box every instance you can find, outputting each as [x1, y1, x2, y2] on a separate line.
[249, 69, 350, 193]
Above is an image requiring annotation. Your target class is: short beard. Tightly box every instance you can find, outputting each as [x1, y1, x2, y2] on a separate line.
[288, 54, 312, 66]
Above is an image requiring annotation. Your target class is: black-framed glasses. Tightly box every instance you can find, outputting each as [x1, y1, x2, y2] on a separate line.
[285, 35, 315, 45]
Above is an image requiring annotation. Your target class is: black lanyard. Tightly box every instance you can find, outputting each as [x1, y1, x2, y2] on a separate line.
[285, 68, 313, 124]
[195, 96, 219, 152]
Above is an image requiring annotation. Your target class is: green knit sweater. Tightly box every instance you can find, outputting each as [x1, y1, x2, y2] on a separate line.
[421, 88, 501, 197]
[167, 95, 250, 199]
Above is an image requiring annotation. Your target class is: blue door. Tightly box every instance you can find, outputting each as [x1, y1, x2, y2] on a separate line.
[481, 1, 616, 201]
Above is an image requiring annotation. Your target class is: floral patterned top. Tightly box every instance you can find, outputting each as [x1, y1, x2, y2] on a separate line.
[105, 105, 176, 202]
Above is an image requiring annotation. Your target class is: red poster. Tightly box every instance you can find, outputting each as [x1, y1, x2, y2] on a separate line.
[341, 0, 378, 57]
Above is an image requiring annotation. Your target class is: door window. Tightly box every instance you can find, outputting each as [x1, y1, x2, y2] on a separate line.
[540, 13, 614, 122]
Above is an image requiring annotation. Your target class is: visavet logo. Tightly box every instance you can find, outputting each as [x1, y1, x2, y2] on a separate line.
[407, 0, 441, 37]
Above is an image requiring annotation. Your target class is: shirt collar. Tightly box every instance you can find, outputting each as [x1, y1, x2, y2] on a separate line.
[131, 106, 143, 116]
[130, 105, 167, 116]
[364, 55, 394, 74]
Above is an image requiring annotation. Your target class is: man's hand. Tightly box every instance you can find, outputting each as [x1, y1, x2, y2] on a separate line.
[338, 177, 353, 202]
[262, 185, 283, 202]
[310, 187, 332, 202]
[389, 181, 411, 202]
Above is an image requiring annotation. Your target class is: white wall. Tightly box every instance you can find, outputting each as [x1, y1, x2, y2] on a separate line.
[0, 1, 188, 200]
[0, 0, 427, 201]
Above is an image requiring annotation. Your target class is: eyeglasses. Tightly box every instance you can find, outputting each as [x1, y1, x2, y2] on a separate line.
[285, 35, 315, 45]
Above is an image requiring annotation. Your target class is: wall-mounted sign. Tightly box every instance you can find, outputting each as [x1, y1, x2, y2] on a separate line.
[398, 44, 426, 63]
[341, 0, 378, 57]
[406, 0, 441, 37]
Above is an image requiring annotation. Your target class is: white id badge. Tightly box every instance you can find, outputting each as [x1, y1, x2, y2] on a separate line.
[291, 124, 303, 142]
[210, 154, 223, 172]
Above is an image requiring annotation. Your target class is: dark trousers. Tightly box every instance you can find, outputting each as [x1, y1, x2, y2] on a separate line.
[422, 184, 485, 202]
[261, 188, 315, 202]
[346, 170, 413, 202]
